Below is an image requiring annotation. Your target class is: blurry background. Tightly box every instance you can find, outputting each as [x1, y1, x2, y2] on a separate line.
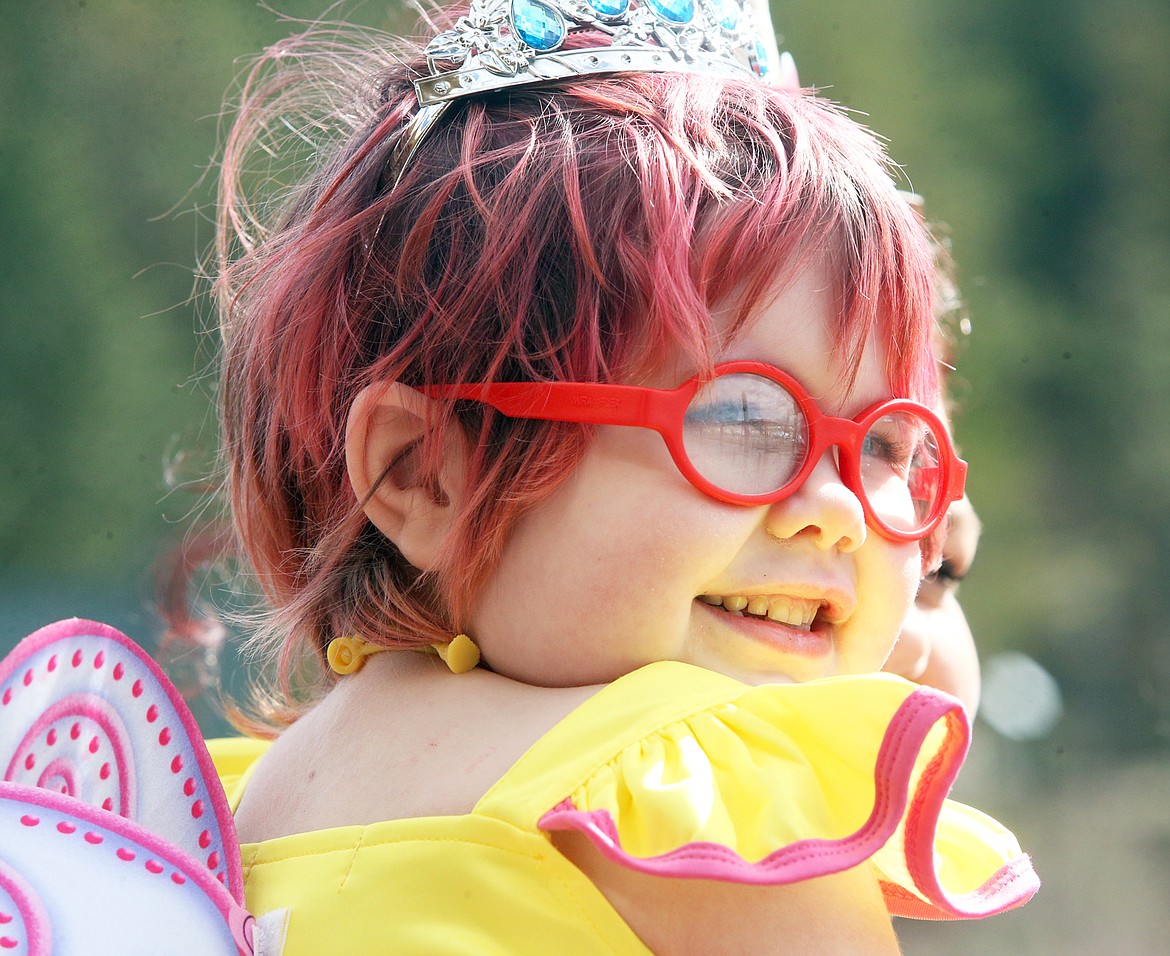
[2, 1, 1168, 951]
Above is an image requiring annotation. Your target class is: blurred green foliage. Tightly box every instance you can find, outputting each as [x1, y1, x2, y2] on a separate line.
[0, 1, 411, 640]
[2, 2, 1169, 948]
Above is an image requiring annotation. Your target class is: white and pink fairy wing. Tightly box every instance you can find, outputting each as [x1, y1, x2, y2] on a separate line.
[0, 619, 243, 902]
[0, 781, 254, 955]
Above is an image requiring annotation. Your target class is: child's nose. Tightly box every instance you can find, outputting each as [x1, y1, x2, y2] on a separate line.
[764, 453, 867, 552]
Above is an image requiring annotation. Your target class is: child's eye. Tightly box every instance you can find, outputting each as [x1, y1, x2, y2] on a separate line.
[685, 401, 802, 448]
[917, 558, 966, 607]
[861, 429, 916, 474]
[681, 380, 810, 495]
[685, 398, 766, 424]
[938, 559, 965, 584]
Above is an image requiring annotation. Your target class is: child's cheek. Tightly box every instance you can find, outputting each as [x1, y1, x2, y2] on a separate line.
[892, 542, 925, 638]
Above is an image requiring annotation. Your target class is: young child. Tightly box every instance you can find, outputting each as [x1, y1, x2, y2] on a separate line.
[199, 2, 1037, 952]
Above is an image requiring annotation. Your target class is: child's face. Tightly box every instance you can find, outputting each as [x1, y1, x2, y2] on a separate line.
[468, 258, 922, 687]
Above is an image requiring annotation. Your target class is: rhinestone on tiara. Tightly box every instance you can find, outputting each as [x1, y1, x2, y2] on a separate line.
[385, 0, 780, 190]
[414, 0, 772, 106]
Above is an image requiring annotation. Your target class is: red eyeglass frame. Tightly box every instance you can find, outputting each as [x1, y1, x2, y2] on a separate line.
[421, 360, 967, 543]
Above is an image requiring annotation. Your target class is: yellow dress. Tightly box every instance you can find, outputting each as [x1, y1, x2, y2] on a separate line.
[209, 662, 1038, 955]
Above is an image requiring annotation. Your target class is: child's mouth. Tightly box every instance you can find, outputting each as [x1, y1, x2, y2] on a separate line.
[697, 594, 824, 631]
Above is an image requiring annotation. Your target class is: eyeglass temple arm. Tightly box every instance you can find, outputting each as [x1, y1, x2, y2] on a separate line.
[912, 455, 967, 504]
[420, 381, 684, 432]
[950, 457, 969, 502]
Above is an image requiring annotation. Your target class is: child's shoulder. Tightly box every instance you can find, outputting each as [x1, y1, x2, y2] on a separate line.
[230, 656, 601, 842]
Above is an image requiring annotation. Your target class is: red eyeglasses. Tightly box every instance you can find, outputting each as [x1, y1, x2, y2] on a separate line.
[423, 360, 967, 543]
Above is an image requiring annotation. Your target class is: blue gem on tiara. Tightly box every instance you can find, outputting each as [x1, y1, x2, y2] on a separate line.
[511, 0, 569, 51]
[394, 0, 785, 191]
[754, 38, 770, 76]
[715, 0, 738, 31]
[416, 0, 771, 106]
[588, 0, 630, 18]
[644, 0, 695, 26]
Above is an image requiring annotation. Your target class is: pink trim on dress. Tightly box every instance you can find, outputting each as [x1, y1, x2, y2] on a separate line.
[538, 686, 1039, 919]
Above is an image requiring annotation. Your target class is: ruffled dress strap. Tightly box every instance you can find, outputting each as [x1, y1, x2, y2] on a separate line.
[474, 661, 1038, 920]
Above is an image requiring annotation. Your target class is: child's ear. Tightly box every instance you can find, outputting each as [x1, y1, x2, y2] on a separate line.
[345, 382, 467, 571]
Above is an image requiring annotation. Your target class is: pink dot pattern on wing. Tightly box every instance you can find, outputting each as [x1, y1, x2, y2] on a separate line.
[16, 810, 198, 896]
[0, 639, 229, 886]
[0, 856, 51, 956]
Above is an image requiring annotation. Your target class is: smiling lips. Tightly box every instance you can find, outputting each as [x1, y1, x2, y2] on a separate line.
[697, 593, 827, 630]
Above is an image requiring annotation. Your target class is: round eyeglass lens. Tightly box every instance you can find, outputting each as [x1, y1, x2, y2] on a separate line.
[681, 373, 808, 496]
[859, 410, 945, 533]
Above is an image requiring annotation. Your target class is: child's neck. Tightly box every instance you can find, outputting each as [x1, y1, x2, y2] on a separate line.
[232, 649, 601, 841]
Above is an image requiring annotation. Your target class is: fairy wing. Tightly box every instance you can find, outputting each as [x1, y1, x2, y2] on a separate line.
[0, 618, 243, 901]
[0, 780, 254, 955]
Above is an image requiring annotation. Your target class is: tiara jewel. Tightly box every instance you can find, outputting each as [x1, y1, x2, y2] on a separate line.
[415, 0, 773, 106]
[386, 0, 780, 190]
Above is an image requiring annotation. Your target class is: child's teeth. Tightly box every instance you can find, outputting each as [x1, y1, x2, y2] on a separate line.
[765, 600, 816, 628]
[699, 594, 822, 628]
[746, 597, 770, 616]
[767, 600, 794, 624]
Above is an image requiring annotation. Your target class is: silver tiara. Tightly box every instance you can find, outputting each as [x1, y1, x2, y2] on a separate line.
[416, 0, 772, 105]
[389, 0, 782, 186]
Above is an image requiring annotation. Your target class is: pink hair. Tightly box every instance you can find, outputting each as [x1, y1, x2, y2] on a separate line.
[213, 16, 939, 730]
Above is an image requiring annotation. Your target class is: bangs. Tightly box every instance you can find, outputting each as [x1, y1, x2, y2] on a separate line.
[680, 77, 938, 404]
